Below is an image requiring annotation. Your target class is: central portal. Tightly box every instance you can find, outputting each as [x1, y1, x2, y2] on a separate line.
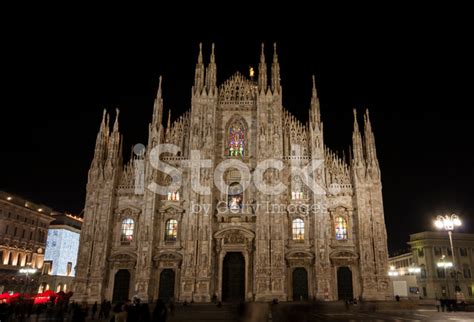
[222, 252, 245, 302]
[292, 267, 309, 300]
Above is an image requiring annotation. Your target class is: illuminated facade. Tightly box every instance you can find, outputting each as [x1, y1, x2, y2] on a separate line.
[39, 213, 82, 293]
[0, 191, 53, 293]
[407, 231, 474, 300]
[74, 43, 392, 304]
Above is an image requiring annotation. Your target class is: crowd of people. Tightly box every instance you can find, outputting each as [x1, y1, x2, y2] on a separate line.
[0, 297, 171, 321]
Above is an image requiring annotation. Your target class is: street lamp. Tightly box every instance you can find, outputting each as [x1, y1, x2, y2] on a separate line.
[434, 214, 462, 295]
[437, 255, 453, 298]
[19, 267, 37, 293]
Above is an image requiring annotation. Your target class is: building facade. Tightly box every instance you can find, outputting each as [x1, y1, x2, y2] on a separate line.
[408, 231, 474, 300]
[388, 252, 420, 298]
[0, 191, 53, 293]
[39, 213, 82, 293]
[74, 43, 392, 304]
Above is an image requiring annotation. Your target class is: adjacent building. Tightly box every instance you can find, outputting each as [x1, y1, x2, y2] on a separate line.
[38, 213, 82, 293]
[388, 252, 420, 299]
[0, 191, 53, 293]
[74, 43, 392, 304]
[389, 231, 474, 300]
[409, 231, 474, 300]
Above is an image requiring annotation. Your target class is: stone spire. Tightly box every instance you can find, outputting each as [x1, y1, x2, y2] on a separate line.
[113, 108, 119, 132]
[167, 108, 171, 129]
[107, 108, 121, 163]
[151, 76, 164, 129]
[309, 75, 323, 158]
[352, 109, 365, 168]
[165, 108, 172, 139]
[205, 43, 217, 95]
[90, 109, 109, 171]
[364, 109, 380, 177]
[271, 42, 281, 94]
[258, 43, 267, 93]
[309, 75, 321, 125]
[193, 43, 205, 95]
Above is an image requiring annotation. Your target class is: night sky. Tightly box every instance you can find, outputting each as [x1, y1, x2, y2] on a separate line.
[1, 9, 473, 254]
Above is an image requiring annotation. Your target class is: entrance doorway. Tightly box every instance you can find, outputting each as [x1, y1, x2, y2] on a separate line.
[158, 269, 175, 302]
[337, 266, 353, 300]
[292, 267, 309, 300]
[112, 269, 130, 303]
[222, 252, 245, 302]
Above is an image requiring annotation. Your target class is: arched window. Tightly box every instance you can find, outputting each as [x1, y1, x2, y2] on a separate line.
[120, 218, 134, 245]
[335, 217, 348, 240]
[228, 182, 243, 210]
[292, 218, 305, 241]
[227, 120, 246, 157]
[463, 264, 472, 278]
[56, 284, 62, 293]
[165, 219, 178, 241]
[420, 264, 427, 278]
[63, 284, 67, 292]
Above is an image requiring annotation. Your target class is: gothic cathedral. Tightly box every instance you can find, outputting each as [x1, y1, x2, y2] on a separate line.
[73, 43, 392, 304]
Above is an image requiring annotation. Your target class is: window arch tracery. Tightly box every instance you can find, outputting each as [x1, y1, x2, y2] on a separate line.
[165, 219, 178, 241]
[120, 218, 134, 244]
[226, 117, 247, 157]
[292, 218, 305, 241]
[335, 216, 348, 240]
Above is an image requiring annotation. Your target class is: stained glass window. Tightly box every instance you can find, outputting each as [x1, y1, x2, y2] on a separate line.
[228, 182, 243, 211]
[292, 218, 305, 241]
[335, 217, 348, 240]
[227, 122, 245, 156]
[120, 218, 134, 244]
[165, 219, 178, 241]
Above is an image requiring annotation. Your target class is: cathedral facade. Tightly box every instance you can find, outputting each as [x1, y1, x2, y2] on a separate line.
[73, 43, 392, 304]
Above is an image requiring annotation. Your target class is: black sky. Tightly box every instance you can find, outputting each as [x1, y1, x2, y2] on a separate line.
[1, 8, 473, 254]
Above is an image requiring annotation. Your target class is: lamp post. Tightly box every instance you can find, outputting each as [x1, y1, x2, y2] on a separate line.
[437, 255, 453, 298]
[434, 214, 462, 297]
[19, 267, 37, 294]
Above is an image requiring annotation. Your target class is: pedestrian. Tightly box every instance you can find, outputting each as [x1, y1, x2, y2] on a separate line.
[395, 295, 400, 302]
[436, 297, 441, 312]
[98, 300, 105, 319]
[139, 303, 150, 322]
[113, 303, 127, 322]
[152, 299, 167, 322]
[105, 300, 112, 319]
[92, 301, 98, 319]
[169, 298, 175, 317]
